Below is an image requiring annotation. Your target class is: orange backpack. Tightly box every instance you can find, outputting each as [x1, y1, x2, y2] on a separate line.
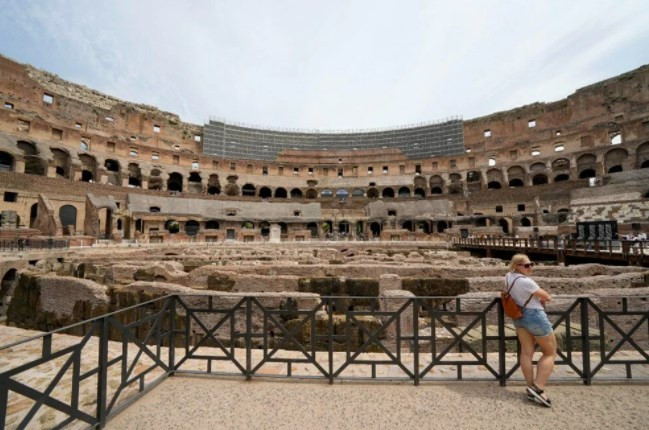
[501, 276, 534, 320]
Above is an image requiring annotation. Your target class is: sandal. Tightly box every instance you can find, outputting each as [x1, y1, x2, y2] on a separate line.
[526, 384, 552, 408]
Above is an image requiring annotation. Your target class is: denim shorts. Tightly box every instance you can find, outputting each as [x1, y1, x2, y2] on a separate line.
[513, 308, 553, 337]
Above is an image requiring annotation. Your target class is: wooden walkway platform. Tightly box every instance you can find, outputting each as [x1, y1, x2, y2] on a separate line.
[453, 237, 648, 266]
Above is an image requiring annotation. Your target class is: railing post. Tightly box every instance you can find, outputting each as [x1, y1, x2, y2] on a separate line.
[245, 297, 252, 381]
[497, 298, 507, 386]
[96, 316, 109, 428]
[168, 295, 176, 374]
[580, 298, 591, 386]
[0, 382, 7, 430]
[413, 298, 419, 386]
[327, 298, 334, 384]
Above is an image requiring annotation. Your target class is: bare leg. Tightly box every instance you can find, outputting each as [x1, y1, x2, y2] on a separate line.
[534, 333, 557, 391]
[517, 328, 536, 387]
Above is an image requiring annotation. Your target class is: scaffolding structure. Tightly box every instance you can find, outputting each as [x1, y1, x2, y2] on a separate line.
[203, 117, 465, 161]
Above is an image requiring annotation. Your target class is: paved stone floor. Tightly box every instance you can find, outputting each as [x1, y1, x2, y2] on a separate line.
[107, 376, 649, 430]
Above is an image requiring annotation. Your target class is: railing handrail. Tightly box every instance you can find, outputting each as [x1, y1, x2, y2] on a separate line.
[0, 294, 172, 351]
[3, 292, 648, 351]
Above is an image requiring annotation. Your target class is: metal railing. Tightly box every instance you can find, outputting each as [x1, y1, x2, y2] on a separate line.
[1, 294, 648, 429]
[453, 237, 648, 262]
[0, 239, 69, 252]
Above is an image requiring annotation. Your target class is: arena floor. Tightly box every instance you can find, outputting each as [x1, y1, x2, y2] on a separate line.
[107, 376, 649, 429]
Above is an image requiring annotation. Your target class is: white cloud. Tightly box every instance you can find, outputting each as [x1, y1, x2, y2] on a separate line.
[0, 0, 648, 128]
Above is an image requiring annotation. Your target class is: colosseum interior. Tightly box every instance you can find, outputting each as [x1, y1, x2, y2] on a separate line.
[1, 54, 649, 428]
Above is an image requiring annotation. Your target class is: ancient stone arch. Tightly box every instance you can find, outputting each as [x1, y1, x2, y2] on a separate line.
[0, 151, 14, 172]
[242, 183, 256, 197]
[167, 172, 183, 192]
[507, 165, 526, 187]
[128, 163, 142, 187]
[51, 148, 71, 178]
[79, 154, 97, 182]
[604, 147, 628, 173]
[636, 141, 649, 168]
[576, 153, 597, 178]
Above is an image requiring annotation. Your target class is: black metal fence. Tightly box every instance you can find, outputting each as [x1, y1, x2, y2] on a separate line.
[0, 239, 69, 252]
[1, 294, 648, 429]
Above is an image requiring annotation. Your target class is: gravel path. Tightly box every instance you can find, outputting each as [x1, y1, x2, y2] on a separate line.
[107, 377, 649, 430]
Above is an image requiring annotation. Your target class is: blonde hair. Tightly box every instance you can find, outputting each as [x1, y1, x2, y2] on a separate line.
[510, 253, 529, 271]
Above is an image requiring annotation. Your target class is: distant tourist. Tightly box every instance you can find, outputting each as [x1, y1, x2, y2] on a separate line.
[505, 254, 556, 407]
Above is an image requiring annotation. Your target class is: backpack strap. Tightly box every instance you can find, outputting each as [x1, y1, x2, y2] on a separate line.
[506, 275, 535, 308]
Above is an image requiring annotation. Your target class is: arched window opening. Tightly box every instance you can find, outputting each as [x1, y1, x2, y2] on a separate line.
[242, 184, 256, 197]
[398, 187, 411, 198]
[370, 222, 382, 237]
[259, 221, 271, 237]
[242, 221, 255, 229]
[579, 169, 596, 179]
[81, 170, 93, 182]
[509, 178, 524, 187]
[367, 188, 379, 199]
[382, 188, 395, 198]
[352, 188, 364, 198]
[554, 174, 570, 182]
[417, 221, 431, 234]
[59, 205, 77, 231]
[636, 142, 649, 168]
[305, 189, 317, 199]
[188, 172, 202, 183]
[338, 221, 350, 234]
[402, 221, 414, 231]
[290, 188, 303, 199]
[436, 221, 448, 233]
[414, 188, 425, 198]
[466, 171, 481, 183]
[321, 189, 333, 198]
[259, 187, 272, 198]
[105, 159, 119, 172]
[274, 187, 287, 198]
[165, 219, 179, 234]
[336, 189, 349, 200]
[520, 217, 532, 227]
[0, 151, 13, 172]
[430, 187, 442, 195]
[498, 219, 510, 234]
[607, 165, 623, 173]
[168, 173, 183, 192]
[532, 174, 548, 185]
[487, 181, 501, 189]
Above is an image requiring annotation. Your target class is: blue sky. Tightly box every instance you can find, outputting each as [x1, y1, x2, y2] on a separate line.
[1, 0, 648, 129]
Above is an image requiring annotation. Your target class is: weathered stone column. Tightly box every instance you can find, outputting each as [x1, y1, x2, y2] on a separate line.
[268, 224, 281, 243]
[14, 159, 25, 173]
[379, 289, 415, 350]
[379, 274, 401, 295]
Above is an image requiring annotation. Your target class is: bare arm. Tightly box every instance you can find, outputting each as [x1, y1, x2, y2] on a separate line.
[533, 288, 551, 302]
